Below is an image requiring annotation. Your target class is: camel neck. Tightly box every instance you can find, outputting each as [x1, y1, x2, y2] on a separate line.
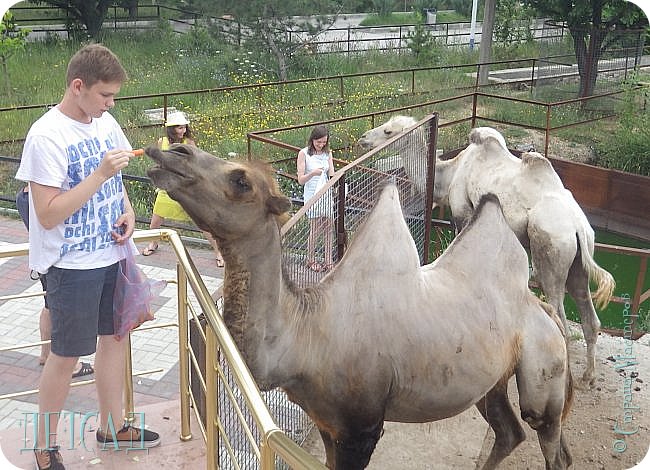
[220, 223, 292, 388]
[433, 157, 458, 204]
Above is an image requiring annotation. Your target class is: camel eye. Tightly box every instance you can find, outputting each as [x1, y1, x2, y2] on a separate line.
[384, 129, 392, 136]
[236, 177, 249, 190]
[229, 169, 251, 193]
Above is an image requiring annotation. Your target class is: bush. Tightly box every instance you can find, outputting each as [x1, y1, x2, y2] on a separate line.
[593, 84, 650, 176]
[406, 20, 441, 63]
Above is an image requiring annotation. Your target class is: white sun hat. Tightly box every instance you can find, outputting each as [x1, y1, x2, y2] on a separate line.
[165, 111, 190, 127]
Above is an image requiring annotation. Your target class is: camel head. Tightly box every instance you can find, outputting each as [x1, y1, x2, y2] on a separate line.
[145, 144, 291, 241]
[357, 115, 417, 151]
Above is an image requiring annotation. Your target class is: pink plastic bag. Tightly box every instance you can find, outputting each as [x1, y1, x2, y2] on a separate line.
[113, 245, 166, 340]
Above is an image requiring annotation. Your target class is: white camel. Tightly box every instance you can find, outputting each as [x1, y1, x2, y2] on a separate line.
[146, 144, 573, 469]
[357, 117, 616, 387]
[358, 115, 428, 196]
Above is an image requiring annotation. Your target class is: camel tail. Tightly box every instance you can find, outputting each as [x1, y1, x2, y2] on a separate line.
[576, 226, 616, 310]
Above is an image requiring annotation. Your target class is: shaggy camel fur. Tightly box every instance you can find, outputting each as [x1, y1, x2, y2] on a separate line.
[146, 144, 573, 469]
[358, 117, 615, 387]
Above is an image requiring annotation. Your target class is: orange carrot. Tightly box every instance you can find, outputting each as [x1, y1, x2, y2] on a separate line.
[132, 148, 145, 156]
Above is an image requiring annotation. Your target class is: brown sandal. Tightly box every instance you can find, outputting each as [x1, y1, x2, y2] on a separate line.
[142, 243, 158, 256]
[307, 260, 324, 272]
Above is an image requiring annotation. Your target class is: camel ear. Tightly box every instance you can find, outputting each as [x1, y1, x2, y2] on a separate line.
[267, 195, 292, 215]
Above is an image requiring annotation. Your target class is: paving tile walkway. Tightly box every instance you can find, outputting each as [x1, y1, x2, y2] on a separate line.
[0, 211, 223, 435]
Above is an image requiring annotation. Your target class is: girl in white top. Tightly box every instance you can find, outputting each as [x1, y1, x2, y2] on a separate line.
[296, 125, 335, 272]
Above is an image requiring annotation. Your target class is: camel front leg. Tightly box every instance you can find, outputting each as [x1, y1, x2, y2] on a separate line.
[475, 380, 526, 469]
[535, 420, 573, 470]
[332, 420, 383, 470]
[318, 428, 336, 469]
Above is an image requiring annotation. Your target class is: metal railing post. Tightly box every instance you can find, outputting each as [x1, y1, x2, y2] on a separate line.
[423, 114, 439, 264]
[177, 264, 192, 441]
[260, 440, 275, 469]
[205, 327, 218, 470]
[530, 58, 536, 90]
[545, 104, 551, 157]
[347, 26, 351, 57]
[471, 92, 478, 127]
[123, 335, 135, 424]
[336, 174, 347, 262]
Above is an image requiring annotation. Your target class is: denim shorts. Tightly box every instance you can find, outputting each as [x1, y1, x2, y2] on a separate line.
[44, 263, 118, 357]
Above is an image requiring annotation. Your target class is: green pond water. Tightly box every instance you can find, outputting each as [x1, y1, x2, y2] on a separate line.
[427, 223, 649, 332]
[564, 230, 649, 332]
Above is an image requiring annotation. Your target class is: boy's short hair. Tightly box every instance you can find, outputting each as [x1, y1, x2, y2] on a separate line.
[66, 44, 128, 87]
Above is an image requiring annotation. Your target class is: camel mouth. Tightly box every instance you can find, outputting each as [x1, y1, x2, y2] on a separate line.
[147, 165, 188, 181]
[356, 140, 375, 154]
[145, 146, 195, 189]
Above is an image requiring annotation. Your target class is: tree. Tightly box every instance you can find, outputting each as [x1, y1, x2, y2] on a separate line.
[28, 0, 139, 39]
[0, 11, 29, 99]
[406, 12, 438, 62]
[201, 0, 345, 81]
[493, 0, 533, 46]
[477, 0, 495, 86]
[525, 0, 648, 97]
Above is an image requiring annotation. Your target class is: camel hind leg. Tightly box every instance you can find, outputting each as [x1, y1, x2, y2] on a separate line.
[566, 247, 601, 387]
[475, 380, 526, 469]
[516, 317, 573, 470]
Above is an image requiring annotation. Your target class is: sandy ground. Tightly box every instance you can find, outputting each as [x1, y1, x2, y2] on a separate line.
[303, 321, 650, 469]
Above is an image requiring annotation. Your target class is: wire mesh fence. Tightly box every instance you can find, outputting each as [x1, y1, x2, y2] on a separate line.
[189, 310, 316, 470]
[280, 114, 438, 289]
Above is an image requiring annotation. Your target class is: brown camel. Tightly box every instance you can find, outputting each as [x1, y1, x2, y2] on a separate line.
[145, 144, 573, 469]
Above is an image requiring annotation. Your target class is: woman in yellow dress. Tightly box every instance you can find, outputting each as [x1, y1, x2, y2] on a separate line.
[142, 112, 224, 267]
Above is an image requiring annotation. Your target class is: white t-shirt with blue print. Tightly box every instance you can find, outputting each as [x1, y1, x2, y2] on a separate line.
[16, 106, 137, 274]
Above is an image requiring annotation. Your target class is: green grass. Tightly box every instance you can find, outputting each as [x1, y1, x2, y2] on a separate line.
[359, 12, 419, 26]
[435, 11, 469, 23]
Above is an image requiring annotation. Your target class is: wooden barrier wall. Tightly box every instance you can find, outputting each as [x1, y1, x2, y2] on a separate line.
[548, 158, 650, 241]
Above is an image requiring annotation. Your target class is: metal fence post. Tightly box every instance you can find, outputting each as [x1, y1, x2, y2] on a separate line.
[545, 104, 551, 157]
[123, 335, 135, 424]
[205, 327, 218, 470]
[335, 174, 347, 263]
[177, 264, 192, 441]
[423, 114, 438, 264]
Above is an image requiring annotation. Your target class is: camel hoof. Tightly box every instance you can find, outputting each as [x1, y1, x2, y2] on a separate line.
[576, 375, 595, 390]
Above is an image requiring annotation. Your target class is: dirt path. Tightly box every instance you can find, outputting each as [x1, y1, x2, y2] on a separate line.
[303, 321, 649, 469]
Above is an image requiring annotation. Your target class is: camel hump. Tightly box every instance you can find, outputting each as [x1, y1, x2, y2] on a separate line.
[438, 193, 529, 282]
[520, 151, 564, 186]
[468, 193, 505, 227]
[469, 127, 508, 151]
[521, 151, 552, 170]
